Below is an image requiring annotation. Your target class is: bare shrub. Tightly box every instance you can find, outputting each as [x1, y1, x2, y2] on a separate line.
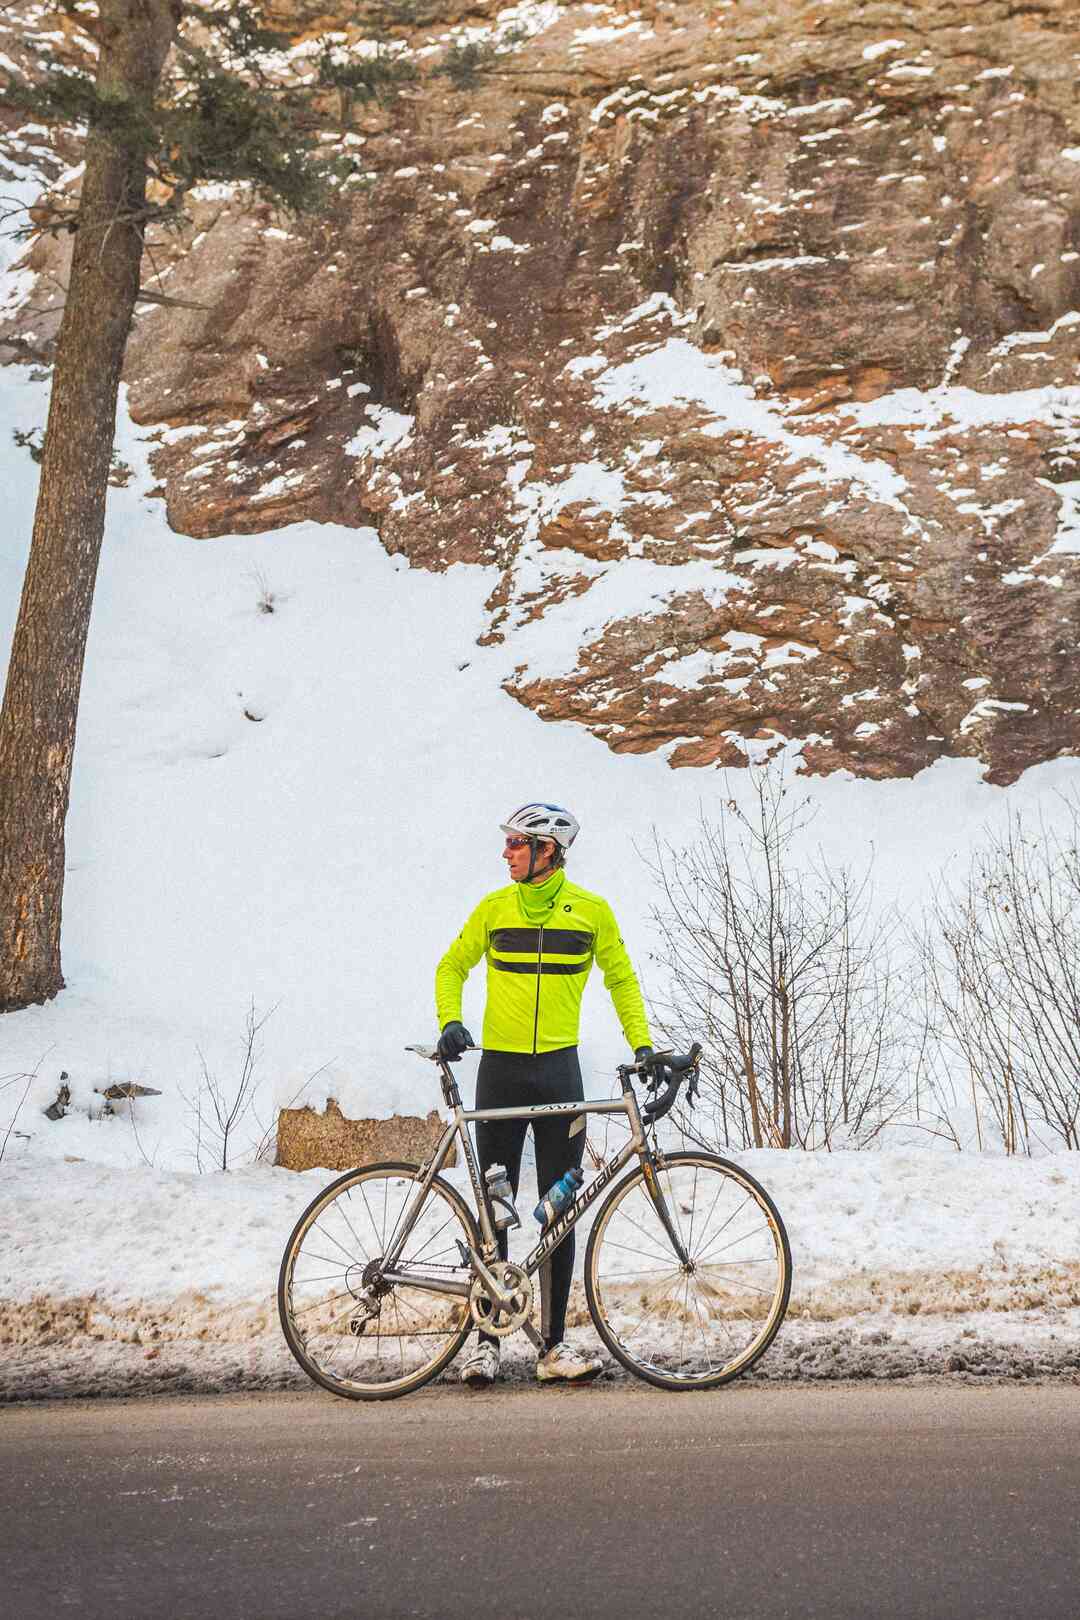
[249, 567, 277, 616]
[643, 771, 914, 1151]
[922, 799, 1080, 1152]
[126, 1094, 158, 1169]
[181, 1000, 278, 1172]
[180, 1000, 333, 1170]
[0, 1049, 54, 1164]
[0, 1066, 38, 1164]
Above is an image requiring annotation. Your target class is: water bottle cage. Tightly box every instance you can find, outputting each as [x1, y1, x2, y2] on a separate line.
[488, 1192, 520, 1231]
[485, 1166, 521, 1231]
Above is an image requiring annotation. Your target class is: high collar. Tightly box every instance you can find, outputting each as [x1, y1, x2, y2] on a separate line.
[516, 866, 566, 919]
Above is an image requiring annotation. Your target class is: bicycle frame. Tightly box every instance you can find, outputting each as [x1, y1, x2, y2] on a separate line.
[377, 1051, 690, 1325]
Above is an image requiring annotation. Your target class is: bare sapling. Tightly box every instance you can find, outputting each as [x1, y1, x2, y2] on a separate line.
[923, 800, 1080, 1152]
[181, 999, 278, 1172]
[0, 1050, 49, 1164]
[643, 768, 911, 1151]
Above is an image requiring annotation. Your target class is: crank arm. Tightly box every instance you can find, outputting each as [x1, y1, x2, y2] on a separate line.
[520, 1319, 544, 1351]
[468, 1247, 520, 1310]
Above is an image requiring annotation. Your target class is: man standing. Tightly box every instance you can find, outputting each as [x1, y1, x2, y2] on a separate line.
[435, 803, 653, 1387]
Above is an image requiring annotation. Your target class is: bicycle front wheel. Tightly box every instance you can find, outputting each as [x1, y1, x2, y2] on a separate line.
[278, 1161, 478, 1401]
[584, 1151, 791, 1390]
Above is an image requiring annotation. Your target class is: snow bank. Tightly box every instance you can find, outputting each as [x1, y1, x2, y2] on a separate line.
[2, 1150, 1077, 1398]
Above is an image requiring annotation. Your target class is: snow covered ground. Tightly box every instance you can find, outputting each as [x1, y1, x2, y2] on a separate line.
[3, 1146, 1077, 1399]
[3, 206, 1080, 1394]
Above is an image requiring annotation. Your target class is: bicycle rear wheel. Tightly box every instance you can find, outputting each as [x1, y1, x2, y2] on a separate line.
[278, 1160, 478, 1401]
[584, 1151, 791, 1390]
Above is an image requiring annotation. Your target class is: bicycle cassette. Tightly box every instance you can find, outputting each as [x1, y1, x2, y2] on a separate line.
[468, 1262, 533, 1337]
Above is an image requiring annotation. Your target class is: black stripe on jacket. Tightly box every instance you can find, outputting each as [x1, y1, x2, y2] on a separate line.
[490, 958, 590, 976]
[490, 927, 593, 955]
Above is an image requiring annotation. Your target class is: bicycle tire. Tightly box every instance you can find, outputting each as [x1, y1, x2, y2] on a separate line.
[584, 1150, 792, 1391]
[278, 1159, 479, 1401]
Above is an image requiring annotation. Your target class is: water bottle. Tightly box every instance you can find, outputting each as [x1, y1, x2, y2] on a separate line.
[484, 1164, 520, 1230]
[534, 1167, 584, 1227]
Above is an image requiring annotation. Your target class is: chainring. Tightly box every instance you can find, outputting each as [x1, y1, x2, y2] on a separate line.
[468, 1262, 533, 1337]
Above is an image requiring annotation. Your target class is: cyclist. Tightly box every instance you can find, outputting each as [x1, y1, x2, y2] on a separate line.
[435, 802, 654, 1387]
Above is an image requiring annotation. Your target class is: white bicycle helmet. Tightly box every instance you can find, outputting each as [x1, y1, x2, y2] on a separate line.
[500, 803, 580, 860]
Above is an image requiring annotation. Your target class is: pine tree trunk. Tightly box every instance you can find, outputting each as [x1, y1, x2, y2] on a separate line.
[0, 0, 180, 1011]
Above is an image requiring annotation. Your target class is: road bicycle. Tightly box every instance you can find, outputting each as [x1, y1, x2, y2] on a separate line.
[278, 1043, 792, 1400]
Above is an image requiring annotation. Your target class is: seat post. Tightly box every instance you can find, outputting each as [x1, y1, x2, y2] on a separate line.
[437, 1054, 463, 1111]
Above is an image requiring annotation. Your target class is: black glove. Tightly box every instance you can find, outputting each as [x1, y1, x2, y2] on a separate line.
[634, 1046, 655, 1069]
[437, 1021, 473, 1061]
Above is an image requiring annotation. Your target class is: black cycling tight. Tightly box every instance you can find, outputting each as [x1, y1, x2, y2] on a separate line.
[473, 1046, 585, 1350]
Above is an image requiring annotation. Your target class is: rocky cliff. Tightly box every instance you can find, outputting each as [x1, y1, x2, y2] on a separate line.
[3, 0, 1080, 782]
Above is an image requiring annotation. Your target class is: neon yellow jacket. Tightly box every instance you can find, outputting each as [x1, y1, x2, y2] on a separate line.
[435, 868, 651, 1054]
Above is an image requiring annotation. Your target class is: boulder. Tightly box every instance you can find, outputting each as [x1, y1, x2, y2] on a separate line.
[275, 1099, 456, 1173]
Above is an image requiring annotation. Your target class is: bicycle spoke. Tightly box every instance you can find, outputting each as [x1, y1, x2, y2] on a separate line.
[308, 1295, 364, 1340]
[697, 1271, 777, 1298]
[391, 1295, 406, 1378]
[335, 1197, 370, 1263]
[291, 1287, 355, 1319]
[600, 1236, 681, 1268]
[618, 1274, 684, 1345]
[393, 1291, 452, 1360]
[606, 1201, 681, 1264]
[356, 1180, 383, 1251]
[691, 1170, 727, 1258]
[392, 1291, 455, 1338]
[691, 1192, 753, 1260]
[597, 1248, 685, 1277]
[695, 1222, 771, 1266]
[688, 1277, 718, 1372]
[313, 1218, 363, 1268]
[407, 1210, 459, 1265]
[685, 1165, 699, 1265]
[678, 1275, 689, 1369]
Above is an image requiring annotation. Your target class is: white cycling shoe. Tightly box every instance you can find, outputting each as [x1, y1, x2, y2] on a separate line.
[536, 1341, 604, 1384]
[460, 1340, 500, 1387]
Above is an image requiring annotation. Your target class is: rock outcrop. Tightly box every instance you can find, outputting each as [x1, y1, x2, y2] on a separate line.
[275, 1099, 454, 1171]
[3, 0, 1080, 782]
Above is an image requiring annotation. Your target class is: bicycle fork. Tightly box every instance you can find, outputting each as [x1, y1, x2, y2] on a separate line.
[626, 1082, 692, 1269]
[640, 1152, 692, 1268]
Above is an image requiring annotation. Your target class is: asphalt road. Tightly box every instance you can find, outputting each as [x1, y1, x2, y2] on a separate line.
[3, 1382, 1078, 1619]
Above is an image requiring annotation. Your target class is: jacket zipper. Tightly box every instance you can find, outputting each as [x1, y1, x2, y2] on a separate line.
[532, 922, 544, 1054]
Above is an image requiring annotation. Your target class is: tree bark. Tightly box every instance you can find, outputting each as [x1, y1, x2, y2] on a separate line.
[0, 0, 181, 1011]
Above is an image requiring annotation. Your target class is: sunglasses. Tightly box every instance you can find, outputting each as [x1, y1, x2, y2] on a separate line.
[503, 836, 532, 850]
